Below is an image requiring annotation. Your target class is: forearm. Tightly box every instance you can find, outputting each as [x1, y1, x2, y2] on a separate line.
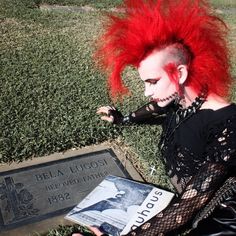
[123, 163, 228, 236]
[111, 101, 170, 125]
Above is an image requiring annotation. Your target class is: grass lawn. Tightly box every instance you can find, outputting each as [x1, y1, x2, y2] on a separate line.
[0, 0, 236, 235]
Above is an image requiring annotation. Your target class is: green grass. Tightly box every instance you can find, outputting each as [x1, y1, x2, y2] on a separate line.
[41, 225, 93, 236]
[0, 0, 236, 235]
[210, 0, 236, 8]
[40, 0, 123, 9]
[0, 0, 122, 163]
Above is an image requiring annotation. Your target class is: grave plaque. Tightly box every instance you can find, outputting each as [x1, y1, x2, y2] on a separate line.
[0, 149, 130, 232]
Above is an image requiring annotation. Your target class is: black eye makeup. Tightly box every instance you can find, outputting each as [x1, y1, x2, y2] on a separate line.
[145, 77, 161, 85]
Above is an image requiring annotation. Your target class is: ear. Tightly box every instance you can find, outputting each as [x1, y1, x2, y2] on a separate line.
[177, 65, 188, 85]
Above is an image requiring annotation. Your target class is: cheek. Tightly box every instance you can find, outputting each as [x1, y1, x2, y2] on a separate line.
[155, 78, 172, 90]
[152, 78, 177, 97]
[152, 83, 160, 92]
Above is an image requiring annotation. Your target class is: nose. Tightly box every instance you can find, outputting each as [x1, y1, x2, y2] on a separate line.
[144, 83, 153, 97]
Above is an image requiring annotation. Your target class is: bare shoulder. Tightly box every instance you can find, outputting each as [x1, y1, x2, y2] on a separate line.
[201, 94, 231, 111]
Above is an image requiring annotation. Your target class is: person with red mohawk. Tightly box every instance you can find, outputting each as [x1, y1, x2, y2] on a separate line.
[73, 0, 236, 235]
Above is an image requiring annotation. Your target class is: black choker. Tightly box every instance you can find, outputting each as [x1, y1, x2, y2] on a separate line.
[175, 90, 207, 124]
[159, 86, 208, 151]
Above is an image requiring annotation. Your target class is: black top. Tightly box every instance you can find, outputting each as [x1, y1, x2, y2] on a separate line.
[124, 101, 236, 236]
[161, 103, 236, 192]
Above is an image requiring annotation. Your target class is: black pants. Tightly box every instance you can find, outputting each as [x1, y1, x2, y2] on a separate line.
[188, 197, 236, 236]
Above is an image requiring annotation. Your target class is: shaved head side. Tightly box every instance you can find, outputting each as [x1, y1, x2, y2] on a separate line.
[141, 43, 192, 74]
[164, 43, 192, 67]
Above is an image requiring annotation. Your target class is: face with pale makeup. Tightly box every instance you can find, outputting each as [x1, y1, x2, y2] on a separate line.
[138, 48, 188, 107]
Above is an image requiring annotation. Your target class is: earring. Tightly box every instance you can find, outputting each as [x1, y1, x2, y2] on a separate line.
[179, 95, 186, 108]
[175, 84, 186, 107]
[174, 94, 186, 107]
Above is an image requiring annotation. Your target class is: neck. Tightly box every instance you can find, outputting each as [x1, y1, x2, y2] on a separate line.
[181, 86, 199, 108]
[182, 86, 230, 110]
[175, 86, 207, 124]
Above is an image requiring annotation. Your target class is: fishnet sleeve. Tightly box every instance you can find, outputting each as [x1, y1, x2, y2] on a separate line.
[123, 163, 228, 236]
[127, 101, 172, 125]
[123, 114, 236, 236]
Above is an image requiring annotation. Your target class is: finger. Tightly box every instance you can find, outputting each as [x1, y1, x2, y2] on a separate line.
[97, 106, 108, 111]
[104, 105, 115, 110]
[72, 234, 83, 236]
[101, 116, 114, 123]
[97, 106, 116, 114]
[88, 226, 104, 236]
[96, 107, 110, 115]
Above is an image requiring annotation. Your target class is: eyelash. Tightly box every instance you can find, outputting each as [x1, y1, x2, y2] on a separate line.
[149, 81, 157, 85]
[146, 79, 159, 85]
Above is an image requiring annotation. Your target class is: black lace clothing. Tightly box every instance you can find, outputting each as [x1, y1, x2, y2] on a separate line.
[161, 104, 236, 192]
[127, 101, 173, 125]
[123, 102, 236, 236]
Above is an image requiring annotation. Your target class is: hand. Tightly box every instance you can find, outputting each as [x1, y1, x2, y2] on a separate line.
[96, 106, 124, 124]
[96, 106, 115, 123]
[72, 226, 105, 236]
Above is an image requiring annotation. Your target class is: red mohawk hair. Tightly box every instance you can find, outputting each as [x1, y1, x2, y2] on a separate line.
[95, 0, 232, 100]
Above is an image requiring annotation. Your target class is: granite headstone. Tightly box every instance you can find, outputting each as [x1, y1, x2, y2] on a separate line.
[0, 149, 130, 232]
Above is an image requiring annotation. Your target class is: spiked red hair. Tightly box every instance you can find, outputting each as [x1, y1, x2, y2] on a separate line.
[95, 0, 232, 100]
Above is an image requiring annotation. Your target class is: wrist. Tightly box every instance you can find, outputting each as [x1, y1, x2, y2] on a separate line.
[122, 115, 132, 124]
